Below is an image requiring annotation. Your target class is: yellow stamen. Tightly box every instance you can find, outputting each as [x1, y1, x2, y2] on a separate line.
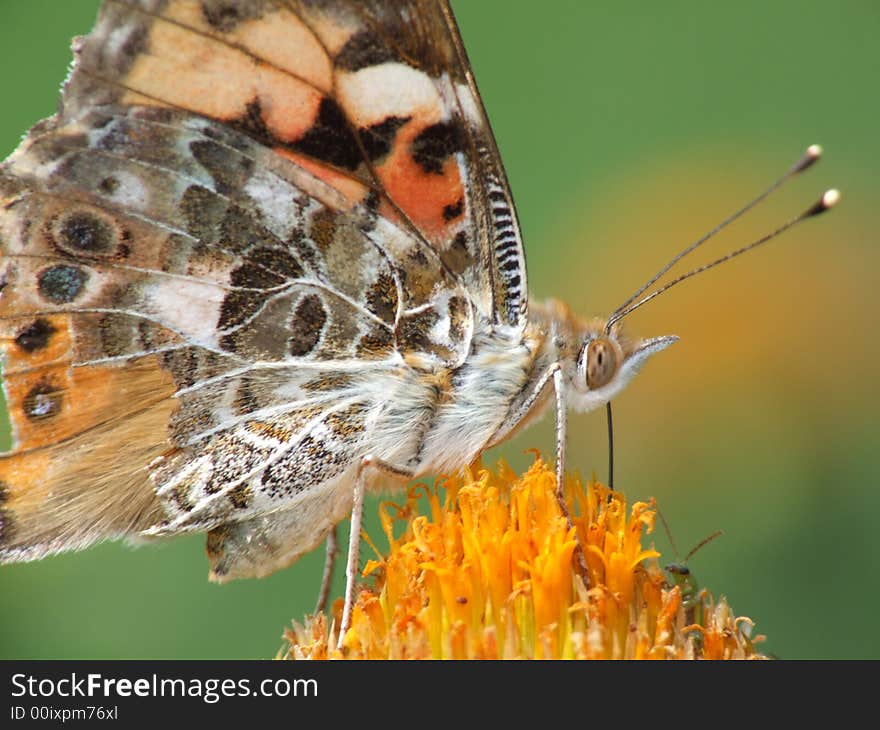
[282, 455, 766, 660]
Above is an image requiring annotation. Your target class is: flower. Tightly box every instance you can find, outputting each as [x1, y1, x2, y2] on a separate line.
[282, 455, 766, 659]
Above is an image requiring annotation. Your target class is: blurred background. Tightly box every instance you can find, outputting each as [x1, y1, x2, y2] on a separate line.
[0, 0, 877, 659]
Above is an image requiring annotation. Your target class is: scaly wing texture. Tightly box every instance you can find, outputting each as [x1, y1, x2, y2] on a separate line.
[0, 0, 528, 572]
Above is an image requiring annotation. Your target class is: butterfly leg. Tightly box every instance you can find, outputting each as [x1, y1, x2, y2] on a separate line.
[606, 402, 615, 490]
[338, 455, 414, 650]
[314, 526, 337, 615]
[553, 368, 591, 589]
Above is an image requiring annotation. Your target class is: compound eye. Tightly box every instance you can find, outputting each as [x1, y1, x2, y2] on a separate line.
[586, 338, 618, 389]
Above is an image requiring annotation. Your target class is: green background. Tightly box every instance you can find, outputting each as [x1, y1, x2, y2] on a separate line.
[1, 0, 877, 659]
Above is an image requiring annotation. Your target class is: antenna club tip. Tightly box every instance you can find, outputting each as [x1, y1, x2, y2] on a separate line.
[805, 188, 841, 217]
[793, 145, 823, 173]
[823, 188, 841, 208]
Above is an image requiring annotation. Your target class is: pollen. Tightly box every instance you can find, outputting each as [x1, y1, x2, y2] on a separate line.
[282, 455, 767, 660]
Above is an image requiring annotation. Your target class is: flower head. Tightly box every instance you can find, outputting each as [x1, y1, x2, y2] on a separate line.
[283, 456, 766, 660]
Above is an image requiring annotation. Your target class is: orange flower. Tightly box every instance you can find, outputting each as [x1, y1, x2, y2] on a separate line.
[283, 455, 766, 660]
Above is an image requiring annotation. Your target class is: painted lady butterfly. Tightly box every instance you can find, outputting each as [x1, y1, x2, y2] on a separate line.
[0, 0, 836, 638]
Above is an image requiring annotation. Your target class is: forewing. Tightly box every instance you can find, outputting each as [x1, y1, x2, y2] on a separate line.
[62, 0, 527, 328]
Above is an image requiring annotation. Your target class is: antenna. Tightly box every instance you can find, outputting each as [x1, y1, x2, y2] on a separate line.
[606, 189, 839, 328]
[604, 145, 837, 333]
[656, 504, 681, 562]
[656, 504, 724, 569]
[684, 529, 724, 564]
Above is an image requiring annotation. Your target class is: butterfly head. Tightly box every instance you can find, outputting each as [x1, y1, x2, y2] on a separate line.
[568, 320, 678, 413]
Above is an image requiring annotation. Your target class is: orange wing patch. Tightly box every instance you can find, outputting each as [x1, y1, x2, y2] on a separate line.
[160, 0, 334, 91]
[2, 351, 173, 453]
[275, 149, 370, 208]
[1, 312, 73, 452]
[0, 392, 174, 561]
[120, 10, 327, 142]
[0, 343, 176, 559]
[375, 121, 465, 245]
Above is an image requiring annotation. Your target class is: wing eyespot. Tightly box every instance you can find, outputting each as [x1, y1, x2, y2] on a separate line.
[14, 319, 56, 353]
[22, 381, 64, 421]
[37, 264, 89, 304]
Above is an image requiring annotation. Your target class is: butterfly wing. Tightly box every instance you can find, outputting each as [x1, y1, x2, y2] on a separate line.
[0, 0, 529, 575]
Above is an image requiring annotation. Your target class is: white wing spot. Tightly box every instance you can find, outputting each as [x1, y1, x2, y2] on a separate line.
[142, 278, 225, 347]
[337, 62, 445, 126]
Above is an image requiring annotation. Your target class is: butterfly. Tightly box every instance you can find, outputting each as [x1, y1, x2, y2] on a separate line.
[0, 0, 836, 641]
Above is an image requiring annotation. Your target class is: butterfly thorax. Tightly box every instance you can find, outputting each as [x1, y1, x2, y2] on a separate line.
[399, 320, 540, 476]
[405, 298, 592, 475]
